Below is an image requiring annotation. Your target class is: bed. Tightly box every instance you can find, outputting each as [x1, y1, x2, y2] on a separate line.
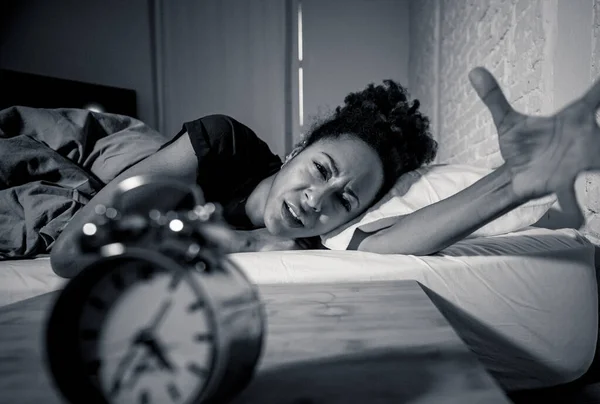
[1, 104, 598, 396]
[0, 226, 597, 393]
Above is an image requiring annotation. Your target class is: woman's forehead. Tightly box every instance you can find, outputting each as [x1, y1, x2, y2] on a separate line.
[314, 136, 381, 172]
[312, 136, 384, 191]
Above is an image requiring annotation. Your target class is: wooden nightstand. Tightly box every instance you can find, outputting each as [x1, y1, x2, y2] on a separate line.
[0, 280, 511, 404]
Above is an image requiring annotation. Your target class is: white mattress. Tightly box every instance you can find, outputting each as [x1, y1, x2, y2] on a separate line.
[0, 227, 597, 392]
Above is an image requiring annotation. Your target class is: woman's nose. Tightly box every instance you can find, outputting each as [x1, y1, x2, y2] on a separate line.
[304, 188, 324, 213]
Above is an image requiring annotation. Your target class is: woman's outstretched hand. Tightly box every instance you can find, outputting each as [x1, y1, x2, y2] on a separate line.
[469, 67, 600, 228]
[195, 223, 304, 254]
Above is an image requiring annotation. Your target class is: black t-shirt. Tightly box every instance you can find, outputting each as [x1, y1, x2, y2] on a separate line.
[162, 114, 283, 229]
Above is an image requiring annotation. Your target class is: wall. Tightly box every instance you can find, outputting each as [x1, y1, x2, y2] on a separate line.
[300, 0, 411, 138]
[589, 0, 600, 240]
[1, 0, 412, 158]
[0, 0, 287, 155]
[409, 0, 600, 243]
[0, 0, 157, 128]
[408, 0, 440, 144]
[158, 0, 288, 156]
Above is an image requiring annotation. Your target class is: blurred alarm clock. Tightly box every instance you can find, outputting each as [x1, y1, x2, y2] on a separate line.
[45, 175, 265, 404]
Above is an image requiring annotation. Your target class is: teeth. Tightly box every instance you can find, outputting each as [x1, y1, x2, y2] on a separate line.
[286, 203, 299, 220]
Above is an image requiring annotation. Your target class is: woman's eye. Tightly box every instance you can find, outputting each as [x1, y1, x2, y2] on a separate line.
[340, 196, 351, 212]
[314, 162, 327, 179]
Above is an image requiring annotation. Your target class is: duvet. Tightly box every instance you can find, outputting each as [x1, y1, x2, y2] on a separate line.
[0, 106, 169, 258]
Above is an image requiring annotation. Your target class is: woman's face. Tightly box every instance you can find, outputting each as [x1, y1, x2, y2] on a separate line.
[263, 135, 384, 238]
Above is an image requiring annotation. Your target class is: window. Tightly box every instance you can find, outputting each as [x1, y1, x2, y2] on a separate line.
[298, 0, 304, 128]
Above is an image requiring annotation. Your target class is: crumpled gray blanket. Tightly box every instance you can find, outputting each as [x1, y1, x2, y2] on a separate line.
[0, 106, 169, 258]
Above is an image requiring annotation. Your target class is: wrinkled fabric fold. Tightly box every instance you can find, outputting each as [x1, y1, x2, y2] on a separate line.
[0, 106, 168, 258]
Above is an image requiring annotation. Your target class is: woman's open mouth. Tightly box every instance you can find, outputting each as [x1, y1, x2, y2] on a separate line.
[282, 201, 303, 228]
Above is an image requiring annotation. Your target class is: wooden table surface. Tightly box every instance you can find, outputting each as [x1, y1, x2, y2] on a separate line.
[0, 280, 511, 404]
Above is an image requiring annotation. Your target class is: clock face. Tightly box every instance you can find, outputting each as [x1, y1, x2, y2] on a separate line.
[46, 256, 218, 404]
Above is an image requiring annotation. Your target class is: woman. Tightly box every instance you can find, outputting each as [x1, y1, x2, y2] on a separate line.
[50, 67, 600, 278]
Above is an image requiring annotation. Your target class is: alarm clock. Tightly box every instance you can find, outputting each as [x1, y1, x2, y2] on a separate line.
[45, 175, 266, 404]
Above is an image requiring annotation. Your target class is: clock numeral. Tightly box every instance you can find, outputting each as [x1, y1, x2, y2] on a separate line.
[187, 300, 205, 313]
[80, 329, 99, 341]
[88, 296, 106, 311]
[85, 359, 102, 376]
[139, 389, 150, 404]
[194, 333, 213, 343]
[166, 382, 181, 401]
[187, 362, 208, 378]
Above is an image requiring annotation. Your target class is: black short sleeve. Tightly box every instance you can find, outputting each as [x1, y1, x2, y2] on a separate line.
[164, 114, 282, 228]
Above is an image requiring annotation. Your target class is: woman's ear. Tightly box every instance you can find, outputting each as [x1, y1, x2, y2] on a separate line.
[283, 145, 303, 166]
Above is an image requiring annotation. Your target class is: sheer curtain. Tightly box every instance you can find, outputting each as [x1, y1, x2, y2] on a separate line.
[153, 0, 288, 157]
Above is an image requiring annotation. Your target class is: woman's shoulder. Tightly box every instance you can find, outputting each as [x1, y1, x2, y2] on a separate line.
[184, 114, 276, 158]
[192, 113, 249, 129]
[186, 114, 259, 141]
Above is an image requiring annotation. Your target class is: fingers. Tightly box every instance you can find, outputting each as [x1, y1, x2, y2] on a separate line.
[191, 184, 206, 205]
[556, 184, 585, 230]
[468, 67, 514, 128]
[581, 74, 600, 109]
[194, 222, 250, 253]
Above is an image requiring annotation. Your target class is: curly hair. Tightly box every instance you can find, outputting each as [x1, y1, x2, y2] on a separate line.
[300, 79, 438, 201]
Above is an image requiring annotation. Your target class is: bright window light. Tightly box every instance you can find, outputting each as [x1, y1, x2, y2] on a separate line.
[299, 67, 304, 127]
[298, 1, 304, 128]
[298, 2, 303, 62]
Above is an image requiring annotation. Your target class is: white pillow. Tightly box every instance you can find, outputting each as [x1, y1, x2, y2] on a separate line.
[321, 164, 557, 250]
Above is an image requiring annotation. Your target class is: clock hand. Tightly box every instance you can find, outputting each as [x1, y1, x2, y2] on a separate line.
[134, 330, 176, 372]
[110, 345, 142, 397]
[123, 354, 153, 390]
[133, 298, 177, 369]
[144, 338, 175, 371]
[110, 300, 172, 397]
[144, 299, 172, 333]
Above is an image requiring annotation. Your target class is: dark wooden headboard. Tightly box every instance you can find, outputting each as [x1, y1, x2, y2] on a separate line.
[0, 69, 137, 118]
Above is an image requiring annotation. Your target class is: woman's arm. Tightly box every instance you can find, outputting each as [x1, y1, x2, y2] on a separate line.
[352, 164, 525, 255]
[195, 226, 312, 253]
[50, 133, 198, 278]
[355, 66, 600, 255]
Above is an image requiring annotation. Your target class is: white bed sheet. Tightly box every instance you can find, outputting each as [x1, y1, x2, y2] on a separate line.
[0, 227, 597, 392]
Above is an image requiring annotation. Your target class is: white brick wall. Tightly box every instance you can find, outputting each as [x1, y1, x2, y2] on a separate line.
[410, 0, 600, 241]
[587, 0, 600, 241]
[408, 0, 439, 144]
[437, 0, 549, 168]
